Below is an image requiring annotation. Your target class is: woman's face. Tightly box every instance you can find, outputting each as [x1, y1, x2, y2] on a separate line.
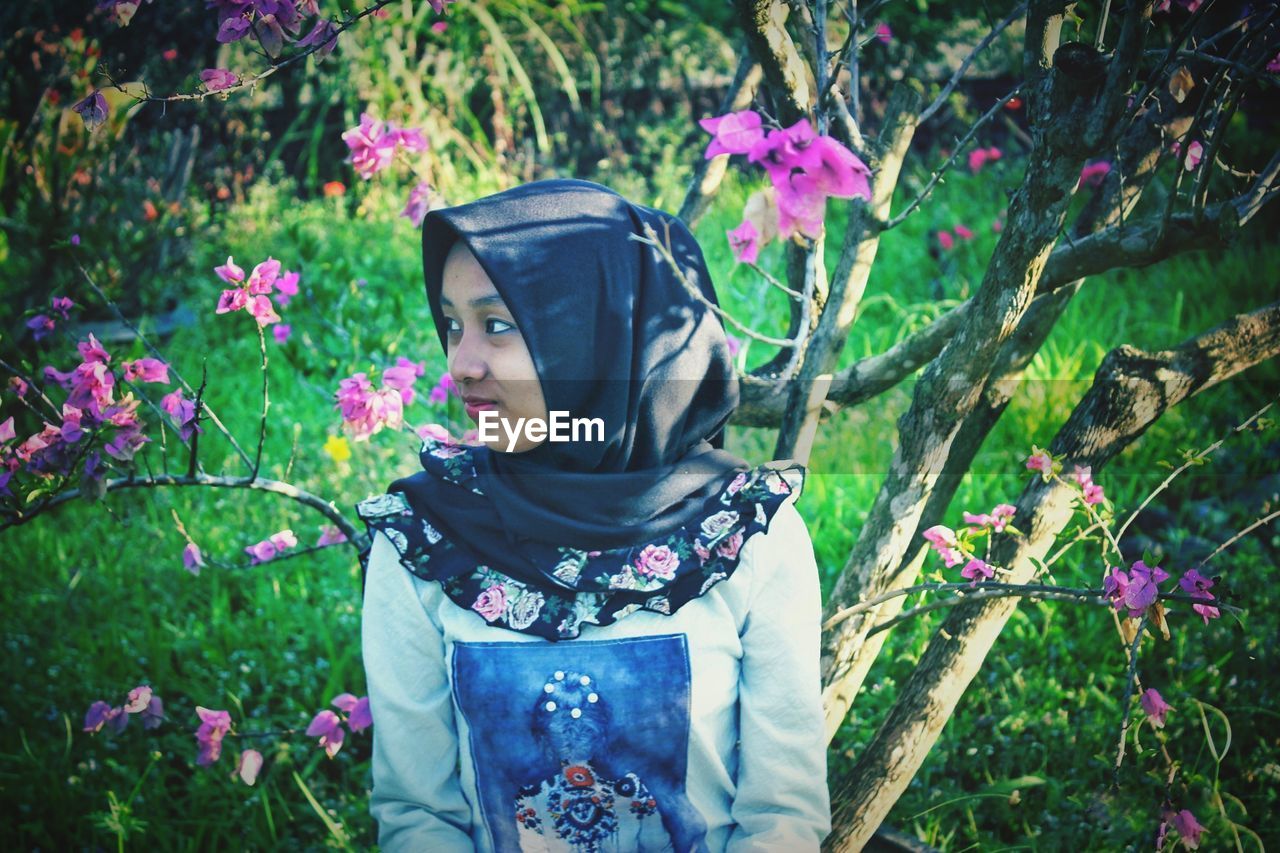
[440, 241, 549, 452]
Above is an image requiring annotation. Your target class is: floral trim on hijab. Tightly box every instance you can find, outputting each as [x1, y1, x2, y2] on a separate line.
[357, 436, 804, 640]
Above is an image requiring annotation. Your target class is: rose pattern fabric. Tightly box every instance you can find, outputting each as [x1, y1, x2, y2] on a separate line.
[356, 436, 804, 640]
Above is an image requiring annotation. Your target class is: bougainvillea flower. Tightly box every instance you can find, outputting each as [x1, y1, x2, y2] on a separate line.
[963, 503, 1016, 533]
[0, 417, 14, 444]
[122, 357, 170, 384]
[875, 22, 892, 44]
[246, 295, 281, 326]
[383, 357, 426, 405]
[699, 109, 765, 159]
[775, 182, 827, 240]
[428, 371, 457, 405]
[297, 17, 339, 58]
[195, 706, 232, 766]
[1140, 687, 1171, 728]
[244, 540, 278, 564]
[1268, 52, 1280, 73]
[73, 91, 109, 131]
[1172, 809, 1204, 849]
[1025, 446, 1054, 479]
[954, 223, 974, 240]
[335, 373, 404, 441]
[342, 113, 405, 180]
[234, 748, 264, 785]
[141, 695, 165, 730]
[788, 135, 872, 201]
[1178, 568, 1220, 623]
[200, 68, 239, 93]
[747, 119, 822, 184]
[123, 685, 152, 714]
[182, 542, 204, 575]
[1107, 560, 1168, 617]
[52, 296, 74, 319]
[306, 709, 346, 758]
[272, 323, 292, 344]
[274, 270, 300, 306]
[160, 388, 201, 441]
[922, 525, 964, 567]
[346, 696, 372, 732]
[1078, 160, 1112, 189]
[968, 146, 1003, 174]
[269, 529, 298, 550]
[245, 257, 281, 295]
[936, 230, 955, 251]
[83, 700, 113, 733]
[727, 220, 760, 264]
[217, 288, 249, 314]
[401, 181, 434, 227]
[25, 314, 54, 341]
[1175, 139, 1203, 171]
[215, 256, 245, 284]
[216, 15, 252, 43]
[960, 558, 994, 584]
[77, 334, 111, 365]
[316, 525, 348, 547]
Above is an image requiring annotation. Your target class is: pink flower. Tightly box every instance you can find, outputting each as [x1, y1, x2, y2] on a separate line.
[9, 377, 29, 398]
[1025, 446, 1054, 478]
[246, 257, 281, 295]
[77, 334, 111, 365]
[953, 223, 974, 241]
[874, 22, 892, 44]
[1268, 52, 1280, 74]
[967, 145, 1004, 174]
[715, 529, 744, 559]
[727, 220, 760, 264]
[52, 296, 74, 319]
[160, 388, 201, 441]
[961, 558, 994, 584]
[215, 256, 245, 285]
[401, 181, 434, 227]
[1107, 560, 1169, 617]
[635, 544, 680, 579]
[121, 684, 151, 714]
[200, 68, 239, 92]
[936, 230, 955, 251]
[1078, 160, 1112, 189]
[83, 700, 113, 733]
[246, 295, 281, 326]
[305, 709, 345, 758]
[272, 323, 292, 344]
[1173, 139, 1203, 171]
[275, 270, 299, 306]
[1073, 465, 1105, 505]
[317, 525, 348, 547]
[383, 357, 425, 405]
[244, 540, 278, 564]
[472, 583, 508, 622]
[342, 113, 429, 181]
[1140, 687, 1171, 728]
[122, 357, 170, 384]
[1172, 809, 1205, 849]
[0, 417, 14, 444]
[775, 182, 827, 240]
[788, 136, 872, 201]
[332, 693, 372, 732]
[234, 749, 264, 785]
[216, 288, 248, 314]
[1178, 568, 1220, 623]
[963, 503, 1016, 533]
[431, 21, 448, 33]
[335, 374, 404, 441]
[992, 218, 1004, 233]
[427, 371, 457, 405]
[73, 91, 109, 131]
[141, 695, 165, 730]
[182, 542, 204, 575]
[26, 314, 55, 341]
[269, 529, 297, 550]
[417, 422, 453, 444]
[195, 707, 232, 766]
[297, 17, 339, 58]
[922, 525, 964, 567]
[748, 119, 822, 185]
[699, 109, 765, 159]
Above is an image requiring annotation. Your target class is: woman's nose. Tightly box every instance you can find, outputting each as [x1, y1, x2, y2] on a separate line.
[448, 332, 488, 384]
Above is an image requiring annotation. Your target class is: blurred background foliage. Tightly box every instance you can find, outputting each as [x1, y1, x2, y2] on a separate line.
[1, 0, 1277, 849]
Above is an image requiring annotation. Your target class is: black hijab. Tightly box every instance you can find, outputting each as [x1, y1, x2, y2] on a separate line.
[357, 179, 803, 639]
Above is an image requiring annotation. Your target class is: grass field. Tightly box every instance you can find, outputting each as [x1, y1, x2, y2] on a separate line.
[3, 159, 1277, 850]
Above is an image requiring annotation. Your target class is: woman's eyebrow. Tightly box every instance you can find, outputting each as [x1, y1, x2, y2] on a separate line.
[439, 294, 507, 309]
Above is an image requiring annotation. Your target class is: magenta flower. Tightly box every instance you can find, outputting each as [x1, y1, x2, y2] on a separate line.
[199, 68, 239, 93]
[245, 257, 281, 295]
[160, 388, 202, 441]
[922, 525, 964, 568]
[275, 270, 299, 306]
[52, 296, 74, 319]
[383, 357, 426, 406]
[431, 21, 448, 33]
[936, 230, 955, 251]
[335, 373, 405, 441]
[182, 542, 204, 575]
[122, 357, 170, 384]
[699, 109, 765, 159]
[727, 220, 760, 264]
[216, 15, 252, 43]
[9, 377, 29, 398]
[72, 91, 109, 131]
[427, 371, 457, 405]
[296, 17, 339, 58]
[1174, 139, 1203, 171]
[748, 120, 822, 184]
[960, 558, 994, 584]
[1268, 52, 1280, 73]
[775, 182, 827, 240]
[83, 700, 113, 733]
[1025, 446, 1054, 479]
[246, 295, 281, 326]
[788, 135, 872, 201]
[635, 544, 680, 580]
[953, 223, 974, 241]
[1178, 568, 1220, 623]
[874, 22, 892, 44]
[26, 314, 55, 341]
[316, 525, 348, 547]
[963, 503, 1016, 533]
[342, 113, 427, 181]
[401, 181, 434, 227]
[123, 684, 152, 714]
[140, 695, 164, 730]
[306, 709, 346, 758]
[1072, 465, 1105, 505]
[1078, 160, 1112, 189]
[234, 748, 264, 785]
[272, 323, 292, 344]
[215, 256, 245, 285]
[244, 540, 278, 564]
[0, 417, 14, 444]
[195, 706, 232, 766]
[269, 529, 297, 550]
[331, 693, 373, 732]
[1107, 560, 1169, 617]
[216, 288, 248, 314]
[1172, 809, 1205, 849]
[1140, 687, 1171, 728]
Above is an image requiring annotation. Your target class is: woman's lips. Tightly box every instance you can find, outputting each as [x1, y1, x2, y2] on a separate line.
[463, 400, 497, 421]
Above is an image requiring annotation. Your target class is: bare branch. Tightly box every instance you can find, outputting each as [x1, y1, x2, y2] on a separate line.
[919, 4, 1027, 124]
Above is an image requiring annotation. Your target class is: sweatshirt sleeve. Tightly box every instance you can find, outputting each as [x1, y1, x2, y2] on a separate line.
[726, 500, 831, 852]
[361, 529, 475, 852]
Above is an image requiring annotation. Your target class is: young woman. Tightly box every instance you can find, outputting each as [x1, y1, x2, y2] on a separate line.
[358, 179, 830, 852]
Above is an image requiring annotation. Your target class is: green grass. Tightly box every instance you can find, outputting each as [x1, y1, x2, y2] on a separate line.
[2, 159, 1277, 849]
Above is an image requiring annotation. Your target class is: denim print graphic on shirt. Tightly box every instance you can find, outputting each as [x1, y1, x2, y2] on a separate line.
[452, 634, 706, 852]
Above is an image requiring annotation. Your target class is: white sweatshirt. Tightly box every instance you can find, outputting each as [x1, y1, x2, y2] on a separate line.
[360, 497, 830, 853]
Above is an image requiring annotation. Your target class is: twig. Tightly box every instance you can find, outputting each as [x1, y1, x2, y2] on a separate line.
[631, 226, 795, 348]
[918, 4, 1026, 124]
[884, 88, 1022, 230]
[1196, 508, 1280, 569]
[252, 325, 270, 481]
[747, 261, 806, 300]
[1112, 613, 1148, 784]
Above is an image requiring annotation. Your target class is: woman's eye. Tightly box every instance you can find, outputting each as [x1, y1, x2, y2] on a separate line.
[486, 317, 515, 334]
[445, 317, 461, 335]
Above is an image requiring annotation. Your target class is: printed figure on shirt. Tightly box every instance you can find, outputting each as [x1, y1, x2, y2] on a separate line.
[512, 669, 671, 852]
[452, 634, 708, 853]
